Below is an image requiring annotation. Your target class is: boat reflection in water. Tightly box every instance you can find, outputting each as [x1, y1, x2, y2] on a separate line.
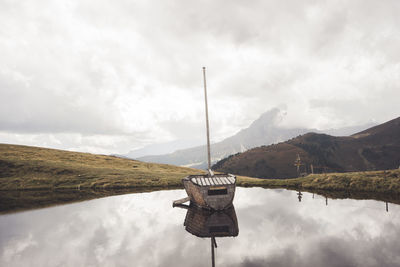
[175, 203, 239, 267]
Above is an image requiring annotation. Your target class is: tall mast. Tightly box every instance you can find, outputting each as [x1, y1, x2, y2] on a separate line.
[203, 67, 212, 174]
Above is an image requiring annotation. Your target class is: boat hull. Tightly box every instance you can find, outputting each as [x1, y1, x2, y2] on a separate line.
[183, 174, 236, 210]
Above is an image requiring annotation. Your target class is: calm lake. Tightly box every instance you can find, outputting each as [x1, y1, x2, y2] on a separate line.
[0, 188, 399, 267]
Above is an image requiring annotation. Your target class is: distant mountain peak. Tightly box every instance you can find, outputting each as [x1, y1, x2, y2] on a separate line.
[249, 108, 286, 129]
[127, 108, 385, 171]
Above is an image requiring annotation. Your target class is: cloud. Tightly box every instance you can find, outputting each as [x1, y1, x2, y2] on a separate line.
[0, 0, 399, 153]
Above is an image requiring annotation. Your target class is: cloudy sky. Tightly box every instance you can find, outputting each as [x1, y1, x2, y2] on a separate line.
[0, 0, 399, 154]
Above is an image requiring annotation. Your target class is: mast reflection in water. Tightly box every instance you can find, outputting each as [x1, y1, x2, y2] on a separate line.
[175, 204, 239, 267]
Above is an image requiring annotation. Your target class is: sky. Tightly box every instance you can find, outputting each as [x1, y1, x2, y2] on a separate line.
[0, 0, 399, 154]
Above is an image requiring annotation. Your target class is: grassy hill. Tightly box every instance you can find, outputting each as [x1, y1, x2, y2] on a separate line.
[238, 169, 400, 193]
[0, 143, 204, 190]
[1, 143, 400, 213]
[1, 143, 399, 193]
[214, 117, 400, 178]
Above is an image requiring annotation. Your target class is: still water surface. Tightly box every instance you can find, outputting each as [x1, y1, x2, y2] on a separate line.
[0, 188, 399, 267]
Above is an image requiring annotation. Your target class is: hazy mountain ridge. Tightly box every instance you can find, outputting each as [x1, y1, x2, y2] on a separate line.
[135, 108, 312, 168]
[132, 108, 377, 169]
[124, 139, 203, 159]
[213, 116, 400, 179]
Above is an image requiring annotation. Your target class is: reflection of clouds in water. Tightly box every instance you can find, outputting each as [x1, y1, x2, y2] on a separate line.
[2, 233, 38, 263]
[0, 190, 211, 267]
[236, 230, 400, 267]
[0, 188, 400, 267]
[231, 188, 400, 267]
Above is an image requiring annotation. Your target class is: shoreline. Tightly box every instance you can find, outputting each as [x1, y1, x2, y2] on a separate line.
[237, 169, 400, 194]
[2, 168, 399, 194]
[1, 143, 399, 213]
[1, 169, 400, 214]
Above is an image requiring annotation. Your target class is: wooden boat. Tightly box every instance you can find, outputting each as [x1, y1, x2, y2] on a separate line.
[175, 67, 236, 210]
[182, 173, 236, 210]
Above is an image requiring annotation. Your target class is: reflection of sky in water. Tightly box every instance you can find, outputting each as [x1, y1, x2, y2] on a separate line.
[1, 188, 399, 267]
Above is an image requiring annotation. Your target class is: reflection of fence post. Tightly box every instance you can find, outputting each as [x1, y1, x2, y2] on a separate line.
[297, 191, 302, 202]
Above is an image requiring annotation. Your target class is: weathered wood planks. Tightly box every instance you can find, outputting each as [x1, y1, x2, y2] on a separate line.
[172, 196, 190, 206]
[190, 175, 236, 186]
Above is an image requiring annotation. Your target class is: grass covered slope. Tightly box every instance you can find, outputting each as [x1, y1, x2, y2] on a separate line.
[237, 169, 400, 194]
[1, 143, 399, 194]
[2, 143, 399, 213]
[0, 143, 204, 190]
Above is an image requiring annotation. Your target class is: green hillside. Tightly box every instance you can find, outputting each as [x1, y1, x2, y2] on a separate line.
[0, 143, 204, 190]
[238, 169, 400, 194]
[1, 143, 399, 213]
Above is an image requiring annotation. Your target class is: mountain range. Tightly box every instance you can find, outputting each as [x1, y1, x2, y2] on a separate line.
[124, 139, 203, 159]
[130, 108, 376, 169]
[213, 116, 400, 178]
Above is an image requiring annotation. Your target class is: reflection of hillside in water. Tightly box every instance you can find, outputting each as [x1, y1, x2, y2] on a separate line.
[176, 204, 239, 266]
